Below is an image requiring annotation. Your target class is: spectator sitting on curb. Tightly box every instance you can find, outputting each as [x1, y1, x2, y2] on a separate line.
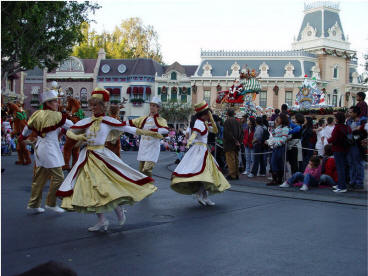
[280, 155, 321, 191]
[319, 144, 338, 187]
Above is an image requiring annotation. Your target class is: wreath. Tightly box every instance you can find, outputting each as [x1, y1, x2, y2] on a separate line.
[273, 85, 279, 95]
[181, 87, 187, 95]
[162, 86, 167, 94]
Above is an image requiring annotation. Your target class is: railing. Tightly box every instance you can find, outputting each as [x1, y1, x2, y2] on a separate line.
[304, 1, 339, 11]
[200, 49, 316, 58]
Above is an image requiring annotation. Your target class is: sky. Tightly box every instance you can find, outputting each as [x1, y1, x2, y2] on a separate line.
[89, 0, 368, 72]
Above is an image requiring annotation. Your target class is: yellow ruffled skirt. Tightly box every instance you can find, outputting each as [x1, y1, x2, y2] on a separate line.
[171, 150, 230, 195]
[60, 149, 157, 213]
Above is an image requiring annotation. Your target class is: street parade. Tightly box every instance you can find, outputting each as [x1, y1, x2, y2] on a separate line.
[1, 1, 367, 275]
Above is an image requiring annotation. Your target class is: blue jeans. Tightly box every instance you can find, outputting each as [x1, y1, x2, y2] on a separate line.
[287, 172, 318, 187]
[347, 145, 364, 187]
[319, 174, 336, 186]
[301, 143, 314, 171]
[333, 152, 348, 189]
[245, 147, 254, 173]
[271, 145, 286, 173]
[251, 144, 266, 175]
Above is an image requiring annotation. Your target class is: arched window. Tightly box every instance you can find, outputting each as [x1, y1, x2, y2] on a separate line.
[332, 89, 338, 107]
[80, 88, 88, 107]
[58, 57, 84, 72]
[171, 72, 177, 80]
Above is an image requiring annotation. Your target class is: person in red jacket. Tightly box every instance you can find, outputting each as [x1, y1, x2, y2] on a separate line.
[327, 112, 351, 193]
[319, 144, 338, 187]
[242, 117, 255, 175]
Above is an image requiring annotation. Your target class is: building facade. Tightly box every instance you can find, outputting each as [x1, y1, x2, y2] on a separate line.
[192, 1, 366, 110]
[2, 1, 366, 118]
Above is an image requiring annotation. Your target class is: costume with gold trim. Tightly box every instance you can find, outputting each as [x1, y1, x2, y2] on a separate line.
[57, 116, 157, 213]
[22, 110, 73, 168]
[127, 114, 169, 163]
[171, 119, 230, 195]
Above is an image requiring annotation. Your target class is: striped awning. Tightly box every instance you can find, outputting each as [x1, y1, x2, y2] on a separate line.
[243, 78, 261, 93]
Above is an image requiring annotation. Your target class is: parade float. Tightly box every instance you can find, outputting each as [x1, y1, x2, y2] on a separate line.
[289, 75, 347, 116]
[215, 68, 262, 118]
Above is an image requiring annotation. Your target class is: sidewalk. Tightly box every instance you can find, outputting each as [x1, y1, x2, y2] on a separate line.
[168, 164, 367, 206]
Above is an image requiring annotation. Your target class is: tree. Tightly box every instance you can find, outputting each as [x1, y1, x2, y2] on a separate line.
[73, 17, 163, 63]
[159, 102, 193, 128]
[1, 1, 100, 81]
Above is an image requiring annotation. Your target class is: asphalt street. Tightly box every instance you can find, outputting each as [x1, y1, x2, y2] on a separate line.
[1, 151, 367, 276]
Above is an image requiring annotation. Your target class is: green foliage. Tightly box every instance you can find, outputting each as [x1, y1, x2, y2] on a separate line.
[288, 107, 347, 116]
[1, 1, 100, 78]
[130, 98, 145, 104]
[72, 18, 163, 63]
[159, 102, 193, 123]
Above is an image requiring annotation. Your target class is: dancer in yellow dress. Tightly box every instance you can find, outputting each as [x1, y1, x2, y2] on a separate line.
[57, 88, 162, 231]
[171, 101, 231, 206]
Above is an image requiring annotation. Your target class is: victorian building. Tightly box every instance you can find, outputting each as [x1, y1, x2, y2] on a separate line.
[191, 1, 366, 110]
[2, 1, 366, 118]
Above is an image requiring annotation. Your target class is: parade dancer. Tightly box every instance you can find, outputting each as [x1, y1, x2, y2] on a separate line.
[105, 104, 122, 157]
[56, 88, 162, 232]
[171, 101, 231, 206]
[20, 89, 73, 214]
[126, 96, 168, 177]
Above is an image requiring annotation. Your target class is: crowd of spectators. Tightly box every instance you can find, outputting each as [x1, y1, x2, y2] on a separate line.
[220, 91, 368, 193]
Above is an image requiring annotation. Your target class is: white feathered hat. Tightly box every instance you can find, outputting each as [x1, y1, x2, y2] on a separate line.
[150, 96, 161, 107]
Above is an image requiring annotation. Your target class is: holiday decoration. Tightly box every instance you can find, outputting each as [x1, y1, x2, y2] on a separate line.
[294, 76, 327, 109]
[215, 67, 261, 117]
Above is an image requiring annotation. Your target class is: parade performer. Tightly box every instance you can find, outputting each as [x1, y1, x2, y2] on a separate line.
[19, 89, 73, 213]
[56, 88, 162, 232]
[126, 96, 168, 177]
[6, 102, 32, 165]
[171, 101, 231, 206]
[105, 104, 122, 157]
[62, 96, 85, 170]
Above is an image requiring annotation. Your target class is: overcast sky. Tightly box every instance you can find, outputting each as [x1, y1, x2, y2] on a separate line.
[90, 0, 367, 71]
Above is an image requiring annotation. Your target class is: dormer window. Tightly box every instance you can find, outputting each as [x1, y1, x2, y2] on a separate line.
[171, 72, 177, 80]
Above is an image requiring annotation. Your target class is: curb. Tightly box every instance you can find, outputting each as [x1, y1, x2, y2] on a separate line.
[167, 163, 367, 206]
[230, 184, 367, 207]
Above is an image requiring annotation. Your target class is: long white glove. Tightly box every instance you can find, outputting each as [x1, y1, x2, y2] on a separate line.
[209, 112, 218, 134]
[186, 132, 197, 149]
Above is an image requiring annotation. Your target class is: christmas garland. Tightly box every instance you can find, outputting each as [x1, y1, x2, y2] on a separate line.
[289, 107, 347, 116]
[322, 48, 357, 60]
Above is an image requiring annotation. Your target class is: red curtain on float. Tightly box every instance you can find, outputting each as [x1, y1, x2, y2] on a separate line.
[127, 87, 131, 94]
[138, 87, 144, 94]
[146, 87, 151, 94]
[133, 87, 138, 94]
